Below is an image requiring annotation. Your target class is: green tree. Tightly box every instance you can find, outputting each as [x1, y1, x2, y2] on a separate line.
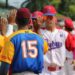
[59, 0, 70, 13]
[21, 0, 50, 12]
[58, 0, 75, 20]
[49, 0, 60, 9]
[68, 5, 75, 20]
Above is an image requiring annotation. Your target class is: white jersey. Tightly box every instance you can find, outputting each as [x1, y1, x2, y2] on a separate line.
[41, 29, 68, 67]
[6, 24, 13, 36]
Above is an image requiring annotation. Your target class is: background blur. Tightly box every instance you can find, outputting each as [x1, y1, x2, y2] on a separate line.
[0, 0, 75, 20]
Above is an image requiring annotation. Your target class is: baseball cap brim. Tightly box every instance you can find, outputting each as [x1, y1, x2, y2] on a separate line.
[31, 16, 37, 19]
[43, 13, 55, 16]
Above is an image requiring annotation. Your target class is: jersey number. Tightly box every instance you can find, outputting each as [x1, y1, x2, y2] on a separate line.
[21, 40, 38, 58]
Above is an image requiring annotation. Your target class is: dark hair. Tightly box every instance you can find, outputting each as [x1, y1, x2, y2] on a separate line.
[32, 18, 37, 21]
[16, 17, 30, 27]
[65, 26, 73, 32]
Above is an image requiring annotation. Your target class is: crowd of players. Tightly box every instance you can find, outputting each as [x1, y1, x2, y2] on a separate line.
[0, 5, 75, 75]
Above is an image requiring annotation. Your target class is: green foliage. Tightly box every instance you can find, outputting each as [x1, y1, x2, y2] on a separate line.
[25, 0, 50, 12]
[70, 0, 75, 4]
[69, 5, 75, 13]
[22, 0, 60, 12]
[68, 5, 75, 20]
[59, 0, 70, 12]
[49, 0, 61, 9]
[25, 0, 60, 12]
[58, 0, 75, 20]
[22, 0, 75, 20]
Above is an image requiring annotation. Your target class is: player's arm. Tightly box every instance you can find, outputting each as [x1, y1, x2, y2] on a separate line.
[0, 37, 14, 75]
[43, 40, 48, 54]
[65, 33, 75, 51]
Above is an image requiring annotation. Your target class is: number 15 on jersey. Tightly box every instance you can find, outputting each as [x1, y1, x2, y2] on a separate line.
[21, 40, 38, 58]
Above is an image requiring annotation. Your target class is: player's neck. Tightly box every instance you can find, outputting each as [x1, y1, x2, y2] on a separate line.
[18, 25, 29, 30]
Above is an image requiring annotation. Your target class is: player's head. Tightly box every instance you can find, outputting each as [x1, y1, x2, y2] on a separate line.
[16, 8, 31, 28]
[43, 5, 57, 28]
[32, 11, 43, 28]
[64, 18, 74, 32]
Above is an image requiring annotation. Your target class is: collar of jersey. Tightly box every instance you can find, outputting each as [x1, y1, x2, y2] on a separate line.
[9, 30, 35, 39]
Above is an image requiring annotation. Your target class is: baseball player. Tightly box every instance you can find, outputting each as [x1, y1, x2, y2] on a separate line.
[64, 18, 75, 75]
[0, 17, 8, 54]
[40, 5, 75, 75]
[32, 11, 45, 35]
[0, 17, 8, 68]
[6, 9, 17, 36]
[0, 8, 48, 75]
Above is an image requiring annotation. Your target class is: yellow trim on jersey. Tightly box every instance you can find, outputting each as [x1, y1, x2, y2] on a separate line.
[9, 30, 37, 39]
[0, 37, 14, 64]
[43, 41, 48, 54]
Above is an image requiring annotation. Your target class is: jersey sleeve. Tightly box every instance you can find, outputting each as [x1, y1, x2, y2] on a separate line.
[65, 33, 75, 51]
[0, 37, 14, 64]
[0, 36, 4, 53]
[43, 40, 48, 54]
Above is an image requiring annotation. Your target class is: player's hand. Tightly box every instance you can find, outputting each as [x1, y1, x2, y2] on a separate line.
[7, 9, 17, 25]
[0, 17, 8, 26]
[0, 17, 8, 35]
[72, 60, 75, 70]
[71, 60, 75, 65]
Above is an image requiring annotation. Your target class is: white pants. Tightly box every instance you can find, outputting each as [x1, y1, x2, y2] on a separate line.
[64, 58, 75, 75]
[12, 72, 38, 75]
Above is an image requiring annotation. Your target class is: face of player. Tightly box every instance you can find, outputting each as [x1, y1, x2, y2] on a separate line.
[32, 17, 43, 29]
[37, 17, 43, 27]
[45, 16, 56, 28]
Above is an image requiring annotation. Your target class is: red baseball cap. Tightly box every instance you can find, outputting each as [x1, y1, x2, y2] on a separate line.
[43, 5, 57, 16]
[16, 8, 31, 19]
[65, 18, 74, 29]
[32, 11, 43, 18]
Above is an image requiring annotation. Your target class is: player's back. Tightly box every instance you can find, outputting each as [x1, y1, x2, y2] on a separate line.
[9, 30, 44, 74]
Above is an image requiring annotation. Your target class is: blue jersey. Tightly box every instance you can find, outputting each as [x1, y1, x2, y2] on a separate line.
[10, 30, 44, 74]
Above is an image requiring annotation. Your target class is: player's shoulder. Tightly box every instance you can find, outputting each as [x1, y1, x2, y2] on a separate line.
[57, 29, 69, 39]
[8, 30, 43, 40]
[39, 29, 46, 35]
[41, 29, 50, 35]
[58, 29, 68, 35]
